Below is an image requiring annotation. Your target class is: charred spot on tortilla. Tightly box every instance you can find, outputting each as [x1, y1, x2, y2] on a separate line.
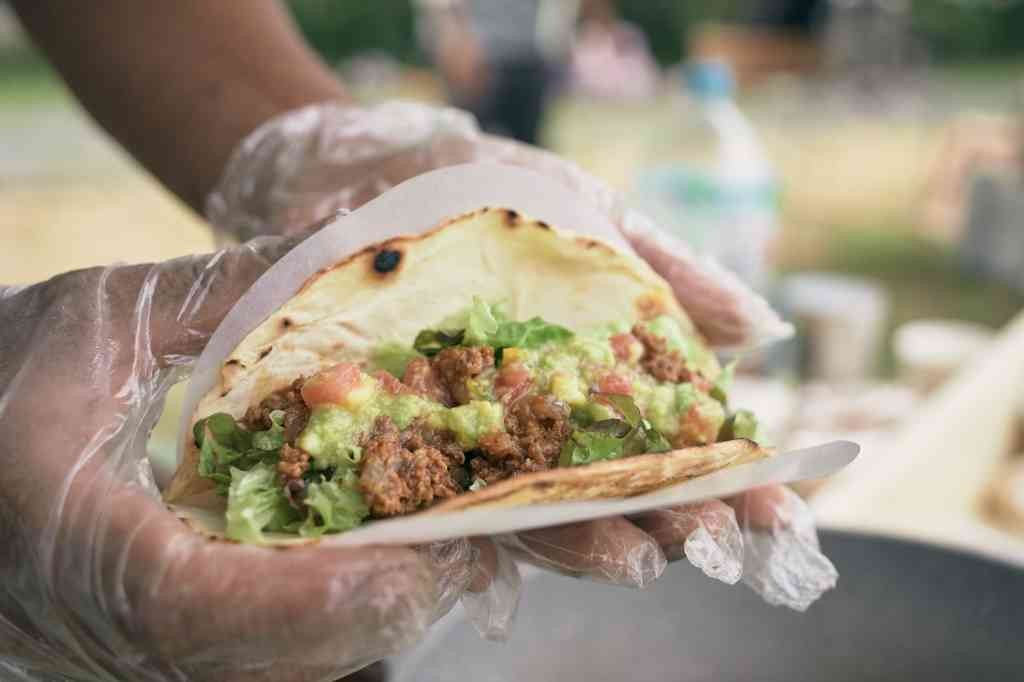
[221, 358, 246, 388]
[258, 347, 273, 361]
[536, 220, 551, 231]
[574, 237, 605, 251]
[280, 317, 293, 330]
[503, 209, 521, 226]
[372, 248, 403, 275]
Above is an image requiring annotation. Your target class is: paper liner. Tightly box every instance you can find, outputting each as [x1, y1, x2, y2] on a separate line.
[172, 163, 858, 546]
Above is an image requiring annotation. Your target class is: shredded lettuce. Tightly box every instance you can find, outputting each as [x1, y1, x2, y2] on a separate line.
[225, 463, 300, 544]
[493, 316, 574, 351]
[560, 395, 671, 466]
[203, 412, 249, 448]
[194, 412, 284, 495]
[208, 416, 370, 541]
[251, 410, 286, 451]
[413, 329, 465, 357]
[413, 298, 572, 362]
[711, 360, 737, 405]
[297, 469, 370, 537]
[560, 429, 627, 466]
[372, 341, 422, 376]
[465, 298, 573, 352]
[464, 297, 503, 345]
[720, 409, 759, 442]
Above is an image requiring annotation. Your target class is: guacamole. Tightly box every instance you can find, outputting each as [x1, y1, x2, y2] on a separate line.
[194, 298, 759, 542]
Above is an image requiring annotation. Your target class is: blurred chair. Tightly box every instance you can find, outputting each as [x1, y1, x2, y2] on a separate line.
[961, 170, 1024, 295]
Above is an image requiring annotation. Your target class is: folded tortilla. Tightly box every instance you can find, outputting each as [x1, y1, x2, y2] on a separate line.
[165, 208, 769, 540]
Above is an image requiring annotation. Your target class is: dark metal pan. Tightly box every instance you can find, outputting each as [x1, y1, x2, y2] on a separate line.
[390, 530, 1024, 681]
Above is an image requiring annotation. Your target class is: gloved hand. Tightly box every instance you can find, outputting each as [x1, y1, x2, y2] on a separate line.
[0, 232, 498, 681]
[205, 101, 835, 611]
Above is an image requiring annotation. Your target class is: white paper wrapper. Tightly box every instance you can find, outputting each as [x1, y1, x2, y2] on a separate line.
[174, 163, 858, 547]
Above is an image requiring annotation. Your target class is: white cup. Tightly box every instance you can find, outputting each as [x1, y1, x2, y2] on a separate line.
[779, 273, 889, 383]
[893, 318, 995, 393]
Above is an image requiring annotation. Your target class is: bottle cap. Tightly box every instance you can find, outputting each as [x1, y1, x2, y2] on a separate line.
[684, 59, 735, 99]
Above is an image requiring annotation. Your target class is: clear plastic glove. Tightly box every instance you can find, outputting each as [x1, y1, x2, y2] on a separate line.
[205, 100, 834, 619]
[728, 486, 839, 612]
[0, 232, 507, 681]
[499, 488, 838, 615]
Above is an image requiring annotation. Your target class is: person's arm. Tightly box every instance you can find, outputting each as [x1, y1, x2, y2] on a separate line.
[12, 0, 352, 214]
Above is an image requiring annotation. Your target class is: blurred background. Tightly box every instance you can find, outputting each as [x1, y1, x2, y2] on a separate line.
[3, 0, 1024, 561]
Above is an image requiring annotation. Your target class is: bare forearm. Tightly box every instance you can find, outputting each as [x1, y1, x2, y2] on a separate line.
[14, 0, 351, 213]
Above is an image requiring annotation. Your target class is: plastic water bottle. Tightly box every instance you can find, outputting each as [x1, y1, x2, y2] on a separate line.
[630, 60, 780, 291]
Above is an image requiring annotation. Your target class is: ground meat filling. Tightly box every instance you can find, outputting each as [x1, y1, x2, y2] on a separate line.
[402, 346, 495, 406]
[402, 418, 465, 470]
[245, 326, 707, 516]
[278, 444, 311, 504]
[359, 416, 461, 517]
[475, 395, 572, 484]
[432, 345, 494, 404]
[401, 357, 448, 405]
[631, 324, 708, 389]
[242, 377, 310, 442]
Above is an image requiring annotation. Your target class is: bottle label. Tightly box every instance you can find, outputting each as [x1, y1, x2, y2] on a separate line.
[635, 165, 778, 213]
[632, 164, 780, 289]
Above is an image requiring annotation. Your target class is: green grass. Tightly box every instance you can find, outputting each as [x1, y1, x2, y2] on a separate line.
[934, 57, 1024, 85]
[0, 53, 69, 109]
[929, 57, 1024, 111]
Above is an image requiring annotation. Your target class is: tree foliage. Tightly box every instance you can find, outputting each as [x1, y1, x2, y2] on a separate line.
[284, 0, 1024, 68]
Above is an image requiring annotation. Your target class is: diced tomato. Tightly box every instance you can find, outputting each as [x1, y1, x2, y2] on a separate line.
[372, 370, 409, 396]
[301, 362, 363, 407]
[494, 362, 531, 403]
[689, 372, 713, 394]
[402, 357, 448, 403]
[596, 372, 633, 396]
[674, 404, 718, 447]
[609, 333, 637, 362]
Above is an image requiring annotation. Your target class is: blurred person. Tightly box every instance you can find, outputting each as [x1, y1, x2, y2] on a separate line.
[920, 113, 1023, 241]
[570, 0, 660, 100]
[415, 0, 579, 144]
[4, 2, 824, 681]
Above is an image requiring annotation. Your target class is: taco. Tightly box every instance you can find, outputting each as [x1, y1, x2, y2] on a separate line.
[164, 208, 768, 543]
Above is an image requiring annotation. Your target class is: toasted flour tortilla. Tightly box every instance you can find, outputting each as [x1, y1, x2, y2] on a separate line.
[165, 207, 770, 533]
[427, 438, 765, 513]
